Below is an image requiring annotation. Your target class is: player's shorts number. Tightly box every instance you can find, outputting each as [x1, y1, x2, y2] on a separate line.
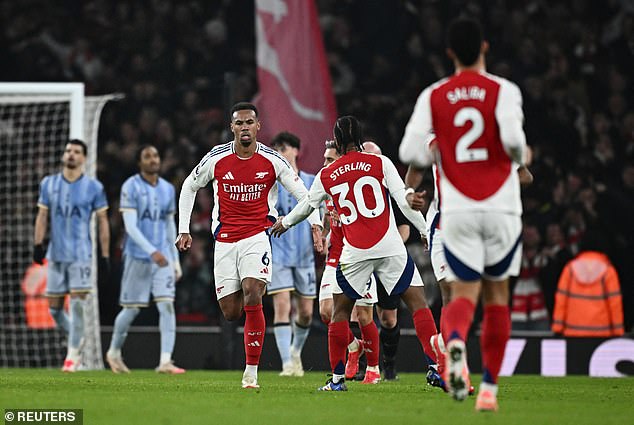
[331, 176, 385, 225]
[455, 107, 488, 163]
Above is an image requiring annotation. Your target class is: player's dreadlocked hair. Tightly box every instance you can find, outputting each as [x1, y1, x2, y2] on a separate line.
[333, 115, 363, 155]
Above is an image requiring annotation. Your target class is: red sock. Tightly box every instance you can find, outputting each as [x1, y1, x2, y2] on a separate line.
[481, 305, 510, 384]
[328, 321, 350, 375]
[441, 297, 475, 343]
[347, 328, 355, 345]
[412, 308, 438, 364]
[244, 304, 265, 366]
[360, 322, 380, 367]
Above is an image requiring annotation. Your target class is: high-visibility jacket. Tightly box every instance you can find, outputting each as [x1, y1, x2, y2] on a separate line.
[552, 251, 624, 337]
[21, 261, 56, 329]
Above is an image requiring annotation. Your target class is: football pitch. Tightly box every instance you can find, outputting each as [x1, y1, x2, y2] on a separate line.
[1, 370, 632, 425]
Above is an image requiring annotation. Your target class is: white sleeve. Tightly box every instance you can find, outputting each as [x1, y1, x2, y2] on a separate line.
[495, 80, 528, 165]
[178, 154, 215, 234]
[381, 156, 427, 234]
[277, 164, 322, 227]
[122, 210, 157, 255]
[166, 214, 179, 262]
[399, 87, 435, 168]
[282, 171, 329, 228]
[178, 175, 198, 234]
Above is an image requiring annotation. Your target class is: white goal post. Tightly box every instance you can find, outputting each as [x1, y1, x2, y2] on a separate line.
[0, 82, 121, 369]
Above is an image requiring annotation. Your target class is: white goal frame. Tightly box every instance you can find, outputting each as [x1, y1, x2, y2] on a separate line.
[0, 82, 120, 369]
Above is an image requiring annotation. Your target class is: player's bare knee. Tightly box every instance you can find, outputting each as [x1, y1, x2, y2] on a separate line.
[296, 312, 312, 327]
[379, 310, 398, 328]
[222, 308, 242, 322]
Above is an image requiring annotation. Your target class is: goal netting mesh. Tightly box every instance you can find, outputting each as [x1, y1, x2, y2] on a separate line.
[0, 85, 120, 369]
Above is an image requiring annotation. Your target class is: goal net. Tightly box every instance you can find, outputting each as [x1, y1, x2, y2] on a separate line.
[0, 83, 121, 369]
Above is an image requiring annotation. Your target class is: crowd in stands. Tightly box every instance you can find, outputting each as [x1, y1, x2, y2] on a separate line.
[2, 0, 632, 332]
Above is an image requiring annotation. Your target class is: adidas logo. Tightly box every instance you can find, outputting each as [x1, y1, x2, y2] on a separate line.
[222, 171, 235, 180]
[247, 341, 261, 347]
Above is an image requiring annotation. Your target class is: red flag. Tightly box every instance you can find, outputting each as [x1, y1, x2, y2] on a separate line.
[254, 0, 337, 174]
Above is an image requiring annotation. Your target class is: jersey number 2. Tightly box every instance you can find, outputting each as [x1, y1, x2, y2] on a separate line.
[330, 176, 385, 225]
[455, 107, 487, 163]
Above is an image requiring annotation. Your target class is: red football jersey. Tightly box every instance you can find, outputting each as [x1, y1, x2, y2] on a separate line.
[181, 142, 310, 243]
[400, 70, 527, 214]
[282, 150, 427, 263]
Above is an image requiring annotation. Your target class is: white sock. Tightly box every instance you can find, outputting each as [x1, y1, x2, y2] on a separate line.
[479, 382, 498, 396]
[366, 365, 380, 373]
[160, 353, 171, 365]
[332, 373, 345, 383]
[107, 348, 121, 358]
[245, 364, 258, 376]
[348, 337, 359, 352]
[67, 347, 80, 361]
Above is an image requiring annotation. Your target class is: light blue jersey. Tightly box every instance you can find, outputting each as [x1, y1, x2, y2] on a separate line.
[37, 173, 108, 262]
[271, 171, 315, 268]
[120, 174, 175, 261]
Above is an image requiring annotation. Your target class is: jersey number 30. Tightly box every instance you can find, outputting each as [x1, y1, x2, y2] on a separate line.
[330, 176, 385, 225]
[455, 107, 488, 163]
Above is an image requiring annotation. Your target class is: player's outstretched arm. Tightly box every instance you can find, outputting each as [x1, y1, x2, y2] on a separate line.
[381, 157, 427, 234]
[269, 217, 288, 238]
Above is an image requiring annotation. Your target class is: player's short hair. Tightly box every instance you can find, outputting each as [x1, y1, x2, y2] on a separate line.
[68, 139, 87, 156]
[271, 131, 301, 150]
[447, 17, 483, 67]
[333, 115, 363, 155]
[230, 102, 258, 117]
[324, 140, 337, 150]
[135, 144, 158, 162]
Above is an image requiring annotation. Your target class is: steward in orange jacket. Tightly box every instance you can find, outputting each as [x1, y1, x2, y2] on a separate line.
[552, 251, 624, 337]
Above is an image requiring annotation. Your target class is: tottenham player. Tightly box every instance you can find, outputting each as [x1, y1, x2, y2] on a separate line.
[106, 145, 184, 374]
[33, 139, 110, 372]
[318, 140, 381, 384]
[176, 102, 322, 389]
[268, 132, 318, 377]
[399, 18, 531, 411]
[271, 116, 439, 391]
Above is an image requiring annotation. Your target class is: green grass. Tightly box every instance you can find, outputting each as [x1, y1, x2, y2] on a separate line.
[1, 370, 632, 425]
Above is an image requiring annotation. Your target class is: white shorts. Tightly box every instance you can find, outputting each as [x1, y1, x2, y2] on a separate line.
[442, 211, 522, 282]
[268, 265, 316, 298]
[46, 260, 93, 296]
[120, 256, 175, 307]
[214, 232, 272, 300]
[334, 252, 423, 300]
[429, 229, 449, 282]
[319, 265, 377, 306]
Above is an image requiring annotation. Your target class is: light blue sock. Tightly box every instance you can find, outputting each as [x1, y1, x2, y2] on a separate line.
[274, 323, 292, 365]
[291, 321, 311, 353]
[109, 307, 140, 351]
[156, 301, 176, 357]
[69, 298, 85, 349]
[49, 307, 70, 334]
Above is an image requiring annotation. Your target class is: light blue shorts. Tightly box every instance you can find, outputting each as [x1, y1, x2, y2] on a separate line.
[268, 264, 316, 298]
[119, 256, 175, 307]
[46, 260, 93, 296]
